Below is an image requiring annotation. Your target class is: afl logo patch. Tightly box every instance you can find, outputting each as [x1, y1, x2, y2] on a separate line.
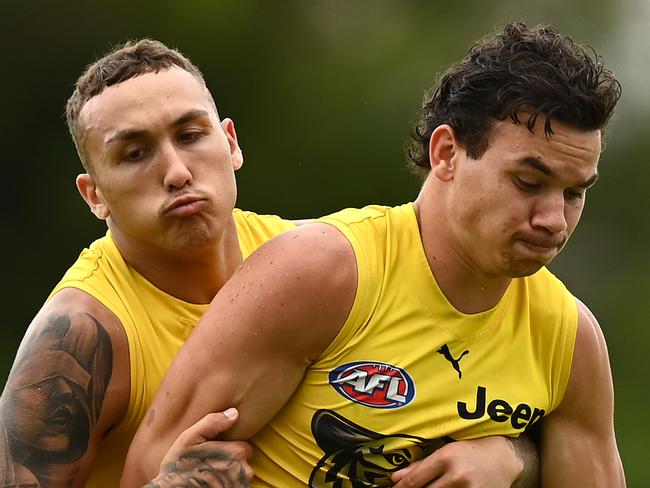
[329, 361, 415, 409]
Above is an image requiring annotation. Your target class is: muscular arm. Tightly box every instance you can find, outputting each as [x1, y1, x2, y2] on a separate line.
[540, 299, 626, 487]
[0, 288, 129, 487]
[122, 223, 357, 485]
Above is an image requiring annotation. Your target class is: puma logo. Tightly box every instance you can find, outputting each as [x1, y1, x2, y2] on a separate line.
[437, 344, 469, 379]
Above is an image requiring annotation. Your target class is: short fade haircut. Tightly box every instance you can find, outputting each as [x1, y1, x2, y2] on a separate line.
[66, 39, 209, 171]
[406, 22, 622, 176]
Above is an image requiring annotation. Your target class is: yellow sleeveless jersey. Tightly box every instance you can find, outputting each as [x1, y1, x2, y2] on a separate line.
[48, 209, 294, 488]
[251, 203, 578, 487]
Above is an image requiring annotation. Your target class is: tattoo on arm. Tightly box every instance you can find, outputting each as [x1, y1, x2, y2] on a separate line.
[144, 448, 250, 488]
[0, 312, 113, 486]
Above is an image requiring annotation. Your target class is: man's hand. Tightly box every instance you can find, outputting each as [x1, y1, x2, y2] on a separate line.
[140, 409, 253, 488]
[392, 436, 537, 488]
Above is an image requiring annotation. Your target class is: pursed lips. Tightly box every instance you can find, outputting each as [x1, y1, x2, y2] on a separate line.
[516, 236, 564, 253]
[163, 194, 209, 217]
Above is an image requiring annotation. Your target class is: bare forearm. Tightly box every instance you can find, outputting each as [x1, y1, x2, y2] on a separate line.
[124, 388, 203, 482]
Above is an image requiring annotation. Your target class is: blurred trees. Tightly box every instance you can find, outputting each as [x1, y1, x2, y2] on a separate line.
[1, 0, 647, 483]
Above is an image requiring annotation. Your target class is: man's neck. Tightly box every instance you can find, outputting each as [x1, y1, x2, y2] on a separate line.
[109, 218, 242, 305]
[414, 191, 511, 315]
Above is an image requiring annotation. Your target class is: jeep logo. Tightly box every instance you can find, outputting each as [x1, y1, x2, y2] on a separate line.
[457, 386, 545, 430]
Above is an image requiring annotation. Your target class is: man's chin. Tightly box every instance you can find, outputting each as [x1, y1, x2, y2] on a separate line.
[167, 221, 216, 249]
[508, 260, 547, 278]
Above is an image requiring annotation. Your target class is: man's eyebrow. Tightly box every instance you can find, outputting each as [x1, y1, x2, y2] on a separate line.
[519, 157, 553, 177]
[518, 157, 598, 188]
[105, 110, 212, 145]
[171, 109, 211, 128]
[106, 129, 147, 145]
[577, 172, 599, 189]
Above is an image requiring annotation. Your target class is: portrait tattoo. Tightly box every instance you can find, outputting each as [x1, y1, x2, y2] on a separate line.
[0, 312, 113, 486]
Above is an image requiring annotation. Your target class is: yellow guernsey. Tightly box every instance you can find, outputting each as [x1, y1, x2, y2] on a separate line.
[251, 204, 577, 487]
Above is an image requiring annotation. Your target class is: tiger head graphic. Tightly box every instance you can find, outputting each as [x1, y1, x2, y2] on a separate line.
[309, 409, 451, 487]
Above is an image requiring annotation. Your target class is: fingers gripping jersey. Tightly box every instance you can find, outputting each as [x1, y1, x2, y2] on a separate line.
[250, 203, 578, 487]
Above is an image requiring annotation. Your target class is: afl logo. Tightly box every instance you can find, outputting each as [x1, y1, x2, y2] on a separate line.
[329, 361, 415, 409]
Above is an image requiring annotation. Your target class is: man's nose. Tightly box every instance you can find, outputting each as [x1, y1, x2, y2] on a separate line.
[531, 192, 568, 234]
[160, 142, 192, 191]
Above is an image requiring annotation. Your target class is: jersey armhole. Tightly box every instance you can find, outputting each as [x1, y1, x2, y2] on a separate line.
[551, 293, 579, 410]
[315, 219, 380, 360]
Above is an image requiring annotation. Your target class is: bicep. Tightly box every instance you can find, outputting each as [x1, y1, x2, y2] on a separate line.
[157, 301, 311, 442]
[540, 301, 625, 487]
[0, 289, 129, 487]
[127, 224, 356, 481]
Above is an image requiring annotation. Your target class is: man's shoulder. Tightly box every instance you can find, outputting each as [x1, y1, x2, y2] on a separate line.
[38, 231, 127, 341]
[317, 203, 414, 248]
[318, 203, 409, 226]
[42, 287, 125, 340]
[233, 208, 295, 231]
[574, 298, 606, 351]
[237, 222, 357, 306]
[48, 233, 145, 332]
[51, 233, 119, 290]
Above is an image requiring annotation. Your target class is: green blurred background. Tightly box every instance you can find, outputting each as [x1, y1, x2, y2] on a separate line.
[1, 0, 648, 484]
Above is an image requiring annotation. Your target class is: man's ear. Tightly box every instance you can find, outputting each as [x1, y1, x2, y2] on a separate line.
[428, 124, 459, 182]
[221, 118, 243, 171]
[76, 173, 110, 220]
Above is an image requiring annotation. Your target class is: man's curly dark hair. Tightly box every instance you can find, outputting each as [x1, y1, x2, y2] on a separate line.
[406, 22, 622, 176]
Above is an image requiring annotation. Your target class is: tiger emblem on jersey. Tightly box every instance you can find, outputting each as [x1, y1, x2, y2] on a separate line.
[309, 409, 452, 487]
